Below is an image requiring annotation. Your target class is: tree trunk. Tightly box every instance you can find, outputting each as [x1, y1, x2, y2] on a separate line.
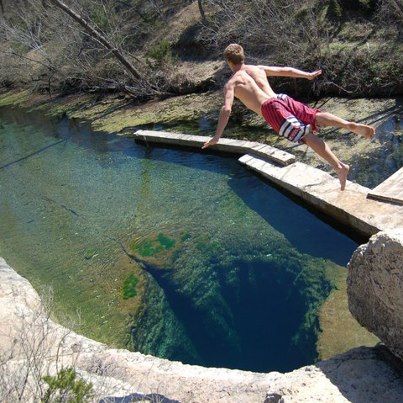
[47, 0, 145, 82]
[0, 0, 4, 14]
[197, 0, 206, 23]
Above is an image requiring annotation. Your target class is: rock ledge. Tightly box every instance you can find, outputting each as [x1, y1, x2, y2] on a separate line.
[1, 257, 402, 402]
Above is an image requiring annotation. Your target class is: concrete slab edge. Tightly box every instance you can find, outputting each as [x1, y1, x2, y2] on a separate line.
[238, 154, 380, 237]
[133, 129, 295, 166]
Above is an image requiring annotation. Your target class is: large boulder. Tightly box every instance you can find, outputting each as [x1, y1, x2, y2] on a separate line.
[347, 230, 403, 361]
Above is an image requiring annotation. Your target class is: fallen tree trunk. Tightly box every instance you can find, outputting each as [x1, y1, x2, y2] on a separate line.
[47, 0, 145, 82]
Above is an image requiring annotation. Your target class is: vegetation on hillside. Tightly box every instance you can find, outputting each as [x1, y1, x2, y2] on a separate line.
[0, 0, 401, 100]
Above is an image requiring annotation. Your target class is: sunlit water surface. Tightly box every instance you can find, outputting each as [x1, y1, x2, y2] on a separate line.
[0, 106, 361, 372]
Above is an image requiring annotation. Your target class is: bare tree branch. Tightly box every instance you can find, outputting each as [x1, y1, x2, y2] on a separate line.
[47, 0, 144, 81]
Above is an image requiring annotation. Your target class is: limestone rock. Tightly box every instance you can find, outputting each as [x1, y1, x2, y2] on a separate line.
[264, 346, 403, 402]
[347, 230, 403, 360]
[1, 257, 402, 402]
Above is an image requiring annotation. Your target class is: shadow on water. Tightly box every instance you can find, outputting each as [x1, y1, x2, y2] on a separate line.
[227, 174, 360, 266]
[0, 139, 66, 170]
[132, 261, 229, 366]
[214, 258, 320, 372]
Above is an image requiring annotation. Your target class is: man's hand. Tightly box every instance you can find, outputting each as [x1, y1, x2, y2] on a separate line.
[307, 69, 322, 80]
[202, 135, 220, 149]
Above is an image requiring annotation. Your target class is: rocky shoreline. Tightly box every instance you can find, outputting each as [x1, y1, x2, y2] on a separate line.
[1, 230, 402, 402]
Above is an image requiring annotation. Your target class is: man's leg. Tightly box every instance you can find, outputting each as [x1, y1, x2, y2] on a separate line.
[315, 112, 375, 139]
[303, 132, 350, 191]
[262, 98, 351, 190]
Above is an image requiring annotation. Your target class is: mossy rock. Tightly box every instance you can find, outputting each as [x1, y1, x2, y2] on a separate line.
[122, 273, 139, 299]
[92, 91, 220, 133]
[131, 232, 176, 258]
[157, 233, 176, 250]
[0, 91, 31, 107]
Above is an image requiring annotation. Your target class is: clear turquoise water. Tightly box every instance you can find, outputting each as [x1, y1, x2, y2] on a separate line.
[0, 106, 359, 372]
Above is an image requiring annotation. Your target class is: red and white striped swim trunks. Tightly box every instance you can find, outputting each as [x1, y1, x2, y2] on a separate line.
[261, 94, 320, 143]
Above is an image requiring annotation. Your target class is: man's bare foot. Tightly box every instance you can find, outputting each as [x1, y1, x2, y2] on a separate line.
[336, 163, 350, 191]
[349, 123, 375, 139]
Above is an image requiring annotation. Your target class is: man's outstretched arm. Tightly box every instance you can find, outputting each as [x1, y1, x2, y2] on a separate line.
[202, 82, 235, 149]
[258, 65, 322, 80]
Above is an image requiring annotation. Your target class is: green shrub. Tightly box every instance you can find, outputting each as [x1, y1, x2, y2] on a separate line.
[328, 0, 343, 19]
[42, 367, 93, 403]
[327, 0, 377, 18]
[339, 0, 377, 12]
[146, 40, 175, 64]
[91, 8, 109, 32]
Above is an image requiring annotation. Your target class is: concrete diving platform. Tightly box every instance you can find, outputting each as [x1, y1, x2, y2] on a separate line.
[367, 167, 403, 206]
[133, 129, 403, 237]
[133, 129, 295, 166]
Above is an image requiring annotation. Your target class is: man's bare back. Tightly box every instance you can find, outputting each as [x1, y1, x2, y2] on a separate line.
[241, 65, 277, 98]
[202, 63, 324, 150]
[202, 63, 324, 152]
[228, 69, 271, 115]
[224, 64, 316, 115]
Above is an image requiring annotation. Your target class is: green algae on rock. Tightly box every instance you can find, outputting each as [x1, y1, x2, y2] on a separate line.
[317, 269, 378, 360]
[0, 90, 31, 107]
[122, 274, 139, 299]
[131, 233, 176, 258]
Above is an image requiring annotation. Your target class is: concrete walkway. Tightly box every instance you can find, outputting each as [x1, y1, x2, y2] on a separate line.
[133, 130, 403, 237]
[368, 167, 403, 205]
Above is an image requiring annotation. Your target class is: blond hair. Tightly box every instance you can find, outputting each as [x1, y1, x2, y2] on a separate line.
[224, 43, 245, 64]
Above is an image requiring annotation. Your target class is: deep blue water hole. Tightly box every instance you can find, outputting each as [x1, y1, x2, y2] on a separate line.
[0, 105, 361, 372]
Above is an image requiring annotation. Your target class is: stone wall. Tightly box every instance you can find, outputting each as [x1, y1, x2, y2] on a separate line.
[348, 230, 403, 361]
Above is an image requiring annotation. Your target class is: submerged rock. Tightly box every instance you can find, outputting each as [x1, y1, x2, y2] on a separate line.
[1, 257, 402, 402]
[347, 230, 403, 361]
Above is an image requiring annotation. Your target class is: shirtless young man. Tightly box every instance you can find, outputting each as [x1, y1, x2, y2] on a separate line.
[202, 44, 375, 190]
